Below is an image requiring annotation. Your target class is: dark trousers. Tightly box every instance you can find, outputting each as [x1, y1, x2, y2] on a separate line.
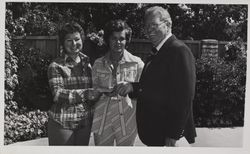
[48, 119, 92, 145]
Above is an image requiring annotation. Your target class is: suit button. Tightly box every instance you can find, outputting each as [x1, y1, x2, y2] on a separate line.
[139, 88, 142, 92]
[180, 130, 184, 137]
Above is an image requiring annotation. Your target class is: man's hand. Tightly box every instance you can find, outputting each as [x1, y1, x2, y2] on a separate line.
[165, 137, 177, 147]
[115, 81, 133, 97]
[103, 88, 118, 97]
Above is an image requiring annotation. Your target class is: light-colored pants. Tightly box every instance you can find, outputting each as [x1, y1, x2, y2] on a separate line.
[93, 126, 137, 146]
[48, 119, 92, 145]
[93, 100, 137, 146]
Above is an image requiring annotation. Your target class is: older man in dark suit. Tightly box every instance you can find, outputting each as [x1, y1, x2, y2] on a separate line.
[116, 6, 196, 146]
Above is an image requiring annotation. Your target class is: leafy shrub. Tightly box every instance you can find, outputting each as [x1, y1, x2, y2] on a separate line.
[224, 38, 246, 62]
[23, 6, 57, 36]
[84, 30, 107, 65]
[5, 29, 19, 116]
[4, 109, 48, 145]
[194, 40, 246, 127]
[12, 40, 53, 110]
[87, 30, 105, 46]
[5, 29, 18, 107]
[6, 3, 57, 36]
[4, 29, 49, 145]
[5, 21, 50, 144]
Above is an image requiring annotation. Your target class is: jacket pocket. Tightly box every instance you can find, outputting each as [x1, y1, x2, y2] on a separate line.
[123, 68, 137, 82]
[96, 70, 113, 89]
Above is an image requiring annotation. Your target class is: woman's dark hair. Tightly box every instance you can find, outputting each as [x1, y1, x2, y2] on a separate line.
[58, 22, 85, 47]
[103, 19, 132, 48]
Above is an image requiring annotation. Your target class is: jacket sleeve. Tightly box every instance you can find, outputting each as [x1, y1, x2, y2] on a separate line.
[129, 58, 144, 98]
[135, 58, 145, 82]
[47, 62, 88, 104]
[166, 45, 196, 140]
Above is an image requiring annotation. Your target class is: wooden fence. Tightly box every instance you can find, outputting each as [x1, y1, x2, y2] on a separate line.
[128, 39, 203, 61]
[13, 36, 246, 62]
[13, 36, 60, 58]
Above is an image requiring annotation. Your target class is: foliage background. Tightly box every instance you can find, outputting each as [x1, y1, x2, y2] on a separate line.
[6, 3, 247, 41]
[4, 2, 247, 145]
[193, 39, 246, 127]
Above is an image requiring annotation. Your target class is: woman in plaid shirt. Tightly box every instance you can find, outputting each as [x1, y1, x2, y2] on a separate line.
[47, 22, 101, 145]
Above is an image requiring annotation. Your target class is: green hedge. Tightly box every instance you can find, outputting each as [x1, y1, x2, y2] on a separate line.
[4, 29, 49, 145]
[13, 41, 53, 110]
[4, 109, 48, 145]
[193, 40, 246, 127]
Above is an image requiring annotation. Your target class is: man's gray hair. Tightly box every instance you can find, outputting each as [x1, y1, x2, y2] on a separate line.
[145, 6, 172, 29]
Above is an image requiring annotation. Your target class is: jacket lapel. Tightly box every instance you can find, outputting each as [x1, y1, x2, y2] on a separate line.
[140, 35, 178, 82]
[157, 34, 177, 56]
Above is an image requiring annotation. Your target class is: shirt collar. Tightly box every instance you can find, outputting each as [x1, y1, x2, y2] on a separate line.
[155, 32, 172, 51]
[64, 53, 81, 64]
[102, 49, 134, 65]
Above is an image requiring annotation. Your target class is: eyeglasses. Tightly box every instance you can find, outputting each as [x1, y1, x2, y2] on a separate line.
[144, 22, 166, 31]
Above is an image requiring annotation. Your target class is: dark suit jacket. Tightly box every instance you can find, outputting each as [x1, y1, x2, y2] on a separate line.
[130, 35, 196, 146]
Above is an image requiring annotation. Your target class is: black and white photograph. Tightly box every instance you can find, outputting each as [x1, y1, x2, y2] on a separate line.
[1, 0, 250, 154]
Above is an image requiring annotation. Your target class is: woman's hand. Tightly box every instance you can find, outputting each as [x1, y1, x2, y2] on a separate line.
[85, 88, 102, 102]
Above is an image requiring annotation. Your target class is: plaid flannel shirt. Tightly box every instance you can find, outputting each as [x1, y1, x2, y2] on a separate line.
[47, 52, 93, 129]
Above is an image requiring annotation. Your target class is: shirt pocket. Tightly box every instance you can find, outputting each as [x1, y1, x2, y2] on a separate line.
[96, 70, 113, 89]
[122, 67, 137, 82]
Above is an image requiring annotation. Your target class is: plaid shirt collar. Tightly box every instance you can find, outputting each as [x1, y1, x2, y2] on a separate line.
[62, 52, 90, 67]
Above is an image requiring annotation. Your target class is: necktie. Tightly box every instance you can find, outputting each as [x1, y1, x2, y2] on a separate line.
[142, 47, 157, 74]
[147, 47, 158, 61]
[151, 47, 158, 55]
